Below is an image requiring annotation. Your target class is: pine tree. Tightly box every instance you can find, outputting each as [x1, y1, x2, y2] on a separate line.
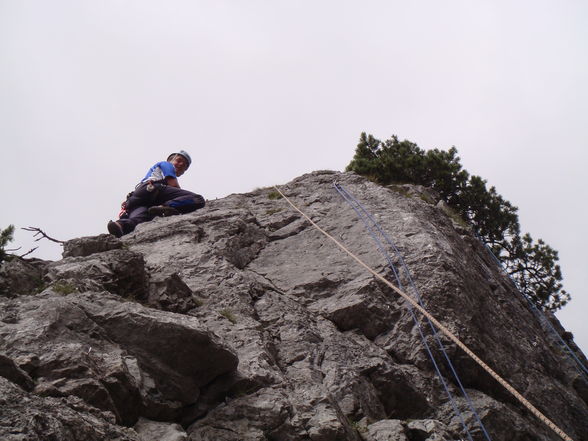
[346, 133, 569, 311]
[0, 225, 15, 264]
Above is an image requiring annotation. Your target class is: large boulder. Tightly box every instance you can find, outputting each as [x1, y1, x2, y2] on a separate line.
[0, 290, 238, 425]
[62, 233, 123, 258]
[0, 376, 140, 441]
[46, 249, 148, 299]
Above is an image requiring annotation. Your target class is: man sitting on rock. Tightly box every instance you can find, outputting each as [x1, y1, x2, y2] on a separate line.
[107, 150, 205, 237]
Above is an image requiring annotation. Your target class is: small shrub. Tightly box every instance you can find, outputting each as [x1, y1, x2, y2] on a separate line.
[35, 280, 47, 294]
[439, 203, 470, 229]
[265, 208, 283, 216]
[51, 281, 77, 295]
[417, 192, 436, 205]
[349, 419, 367, 433]
[0, 225, 15, 264]
[267, 190, 283, 200]
[387, 184, 411, 198]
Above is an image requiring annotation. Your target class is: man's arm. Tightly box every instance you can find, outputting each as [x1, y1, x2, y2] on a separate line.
[158, 162, 181, 187]
[165, 176, 181, 188]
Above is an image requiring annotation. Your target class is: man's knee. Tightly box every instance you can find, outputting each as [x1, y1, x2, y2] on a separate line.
[194, 194, 205, 209]
[174, 195, 205, 213]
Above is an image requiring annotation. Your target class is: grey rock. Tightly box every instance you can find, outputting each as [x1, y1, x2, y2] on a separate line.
[134, 417, 187, 441]
[46, 249, 148, 299]
[434, 388, 556, 441]
[0, 352, 34, 391]
[269, 217, 309, 240]
[147, 272, 201, 313]
[62, 233, 123, 258]
[187, 387, 292, 441]
[1, 171, 587, 441]
[0, 376, 140, 441]
[0, 291, 238, 425]
[359, 418, 453, 441]
[76, 292, 239, 393]
[0, 256, 47, 297]
[406, 419, 452, 441]
[309, 278, 398, 339]
[361, 419, 406, 441]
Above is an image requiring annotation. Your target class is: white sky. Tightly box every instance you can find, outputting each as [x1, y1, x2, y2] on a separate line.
[1, 1, 587, 356]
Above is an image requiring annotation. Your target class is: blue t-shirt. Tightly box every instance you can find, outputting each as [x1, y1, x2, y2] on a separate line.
[141, 161, 177, 183]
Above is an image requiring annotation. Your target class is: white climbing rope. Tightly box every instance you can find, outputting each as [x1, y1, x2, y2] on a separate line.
[273, 185, 574, 441]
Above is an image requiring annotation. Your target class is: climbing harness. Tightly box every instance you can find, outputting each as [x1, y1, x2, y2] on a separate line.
[334, 182, 490, 441]
[273, 185, 575, 441]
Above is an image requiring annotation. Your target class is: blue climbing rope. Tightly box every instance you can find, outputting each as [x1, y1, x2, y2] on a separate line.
[334, 185, 473, 439]
[472, 231, 588, 381]
[334, 183, 492, 441]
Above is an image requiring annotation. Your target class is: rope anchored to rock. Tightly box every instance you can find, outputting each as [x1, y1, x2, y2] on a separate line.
[334, 182, 489, 441]
[273, 185, 574, 441]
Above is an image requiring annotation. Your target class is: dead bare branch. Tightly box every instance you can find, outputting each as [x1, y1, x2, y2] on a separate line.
[20, 247, 39, 258]
[22, 227, 65, 244]
[5, 246, 22, 252]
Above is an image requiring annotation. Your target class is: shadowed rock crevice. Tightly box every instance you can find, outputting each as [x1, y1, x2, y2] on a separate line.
[0, 170, 586, 441]
[46, 249, 148, 299]
[0, 352, 35, 391]
[147, 271, 201, 313]
[217, 218, 268, 269]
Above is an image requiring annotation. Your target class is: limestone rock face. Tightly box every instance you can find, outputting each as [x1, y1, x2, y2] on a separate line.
[62, 233, 123, 258]
[1, 171, 587, 441]
[0, 290, 238, 426]
[0, 376, 141, 441]
[0, 256, 46, 297]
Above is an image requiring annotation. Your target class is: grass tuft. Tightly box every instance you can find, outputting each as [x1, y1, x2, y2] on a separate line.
[267, 190, 283, 200]
[51, 281, 77, 295]
[219, 308, 237, 324]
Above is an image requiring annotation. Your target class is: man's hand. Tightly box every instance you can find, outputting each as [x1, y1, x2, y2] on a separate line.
[165, 176, 181, 188]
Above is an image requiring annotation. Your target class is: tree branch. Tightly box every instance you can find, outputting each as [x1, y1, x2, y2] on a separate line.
[20, 247, 39, 258]
[22, 227, 65, 244]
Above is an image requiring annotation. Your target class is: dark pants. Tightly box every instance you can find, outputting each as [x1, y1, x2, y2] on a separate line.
[117, 182, 205, 234]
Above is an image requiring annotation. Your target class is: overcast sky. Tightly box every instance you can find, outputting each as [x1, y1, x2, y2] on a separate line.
[1, 1, 587, 358]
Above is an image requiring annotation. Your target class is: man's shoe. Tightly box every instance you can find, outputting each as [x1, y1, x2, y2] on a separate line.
[107, 220, 124, 238]
[148, 205, 180, 217]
